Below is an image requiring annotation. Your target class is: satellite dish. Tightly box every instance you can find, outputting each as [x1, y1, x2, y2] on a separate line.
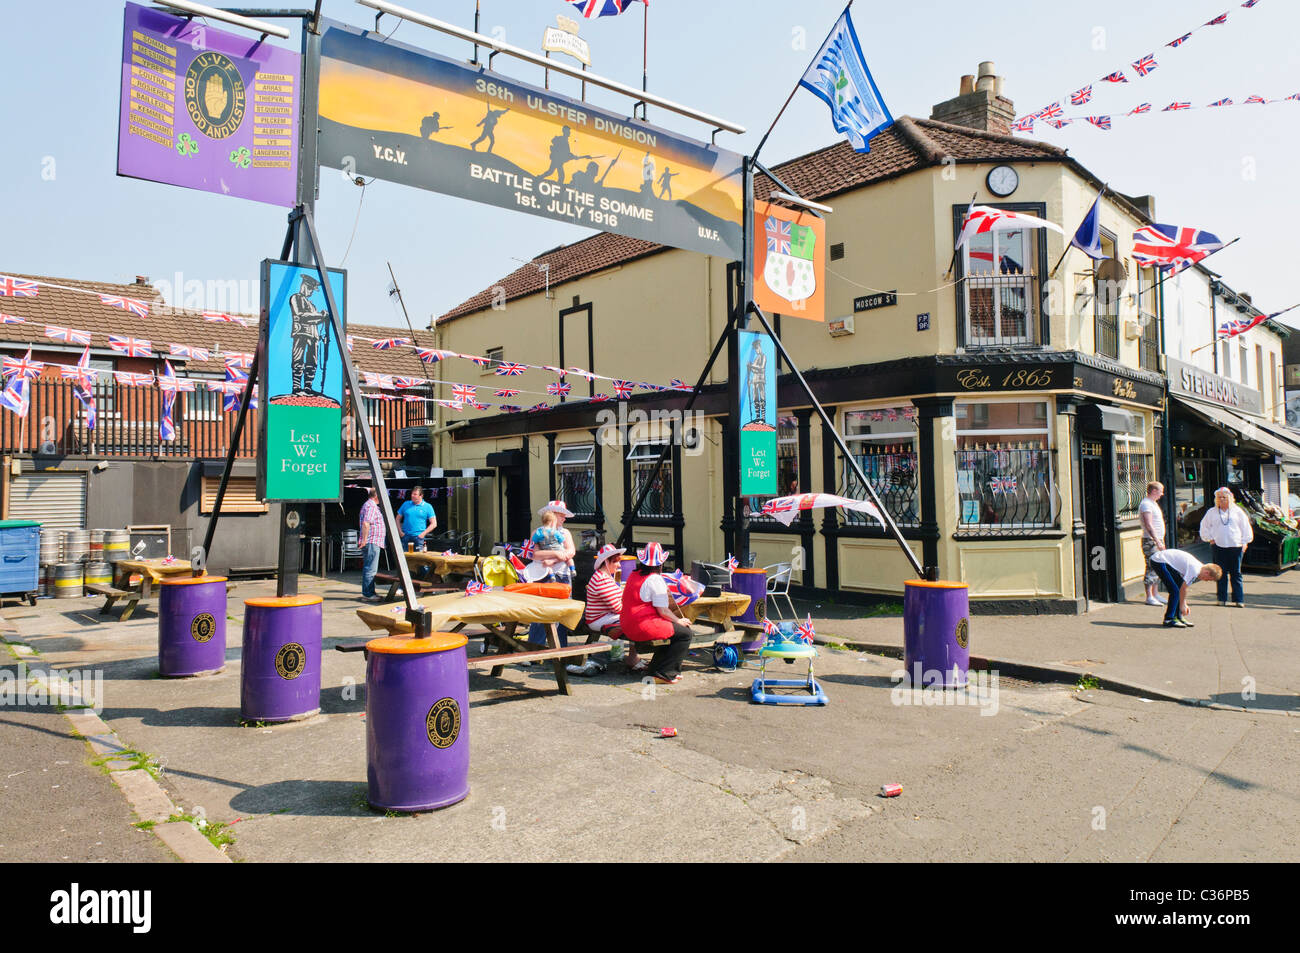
[1095, 257, 1128, 307]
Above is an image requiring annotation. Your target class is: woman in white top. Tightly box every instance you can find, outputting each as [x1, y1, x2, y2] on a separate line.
[1198, 487, 1253, 607]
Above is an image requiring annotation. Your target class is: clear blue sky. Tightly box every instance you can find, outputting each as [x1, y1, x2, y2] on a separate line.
[2, 0, 1297, 331]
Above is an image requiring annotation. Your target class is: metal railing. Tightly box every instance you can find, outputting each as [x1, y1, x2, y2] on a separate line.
[964, 274, 1038, 347]
[0, 378, 417, 459]
[556, 465, 598, 520]
[955, 445, 1060, 535]
[840, 447, 920, 528]
[1115, 447, 1154, 520]
[631, 460, 674, 519]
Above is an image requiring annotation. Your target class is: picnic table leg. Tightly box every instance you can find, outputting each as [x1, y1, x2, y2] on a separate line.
[487, 622, 523, 678]
[121, 592, 141, 621]
[545, 623, 571, 696]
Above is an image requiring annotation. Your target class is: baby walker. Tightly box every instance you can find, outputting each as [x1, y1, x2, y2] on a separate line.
[750, 620, 828, 706]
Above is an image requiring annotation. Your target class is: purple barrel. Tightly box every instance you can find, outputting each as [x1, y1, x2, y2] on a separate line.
[903, 580, 970, 689]
[158, 575, 227, 677]
[366, 633, 470, 812]
[240, 595, 322, 723]
[618, 555, 637, 584]
[727, 568, 769, 651]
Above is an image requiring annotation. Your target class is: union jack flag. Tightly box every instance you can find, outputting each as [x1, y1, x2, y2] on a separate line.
[159, 362, 179, 441]
[1208, 98, 1233, 107]
[668, 379, 692, 391]
[527, 402, 550, 412]
[507, 550, 527, 573]
[3, 350, 44, 380]
[1134, 224, 1228, 275]
[1166, 32, 1192, 48]
[436, 399, 463, 409]
[346, 336, 355, 352]
[224, 352, 254, 369]
[1286, 93, 1300, 102]
[370, 393, 399, 402]
[1132, 54, 1157, 77]
[499, 405, 522, 413]
[1086, 116, 1112, 130]
[1218, 313, 1268, 337]
[168, 343, 210, 361]
[462, 352, 492, 367]
[392, 376, 426, 389]
[45, 325, 92, 346]
[796, 614, 816, 644]
[494, 362, 527, 376]
[589, 394, 612, 403]
[469, 401, 490, 411]
[990, 476, 1018, 493]
[59, 348, 96, 388]
[402, 395, 425, 403]
[542, 365, 566, 378]
[1070, 85, 1093, 105]
[452, 384, 477, 402]
[546, 381, 571, 396]
[765, 216, 792, 254]
[107, 336, 153, 357]
[363, 372, 394, 390]
[371, 337, 411, 350]
[202, 311, 248, 326]
[0, 313, 23, 324]
[465, 580, 490, 596]
[494, 388, 521, 398]
[73, 381, 96, 431]
[1245, 95, 1268, 104]
[567, 367, 598, 381]
[1011, 116, 1035, 133]
[664, 570, 702, 606]
[113, 371, 153, 387]
[567, 0, 645, 18]
[725, 554, 739, 573]
[641, 382, 666, 392]
[1036, 102, 1063, 119]
[1129, 103, 1152, 115]
[0, 276, 38, 297]
[98, 294, 150, 318]
[1163, 102, 1191, 111]
[1046, 119, 1072, 129]
[1241, 1, 1259, 8]
[1205, 12, 1229, 25]
[1101, 71, 1128, 84]
[416, 348, 455, 363]
[613, 380, 634, 398]
[0, 375, 29, 417]
[762, 618, 780, 636]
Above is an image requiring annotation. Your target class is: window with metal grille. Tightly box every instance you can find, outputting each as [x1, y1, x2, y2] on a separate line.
[954, 399, 1058, 533]
[1137, 265, 1160, 372]
[959, 217, 1039, 347]
[553, 443, 596, 518]
[627, 442, 673, 519]
[185, 379, 222, 420]
[1114, 427, 1153, 521]
[200, 475, 268, 514]
[840, 405, 919, 527]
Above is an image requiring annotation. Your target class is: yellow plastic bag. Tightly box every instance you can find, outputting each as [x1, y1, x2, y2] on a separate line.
[480, 554, 519, 588]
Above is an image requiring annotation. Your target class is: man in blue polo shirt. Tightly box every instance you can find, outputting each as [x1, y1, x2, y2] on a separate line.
[397, 486, 436, 552]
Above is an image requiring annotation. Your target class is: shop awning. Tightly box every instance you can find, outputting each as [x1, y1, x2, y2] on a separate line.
[1172, 397, 1300, 464]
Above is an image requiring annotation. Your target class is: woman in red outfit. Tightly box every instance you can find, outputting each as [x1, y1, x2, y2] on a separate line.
[619, 542, 693, 684]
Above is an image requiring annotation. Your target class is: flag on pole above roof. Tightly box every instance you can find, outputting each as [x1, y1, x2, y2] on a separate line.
[566, 0, 646, 18]
[1070, 188, 1107, 260]
[798, 7, 893, 154]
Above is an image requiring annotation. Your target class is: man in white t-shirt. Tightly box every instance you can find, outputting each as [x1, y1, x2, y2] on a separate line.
[1149, 548, 1223, 628]
[1137, 481, 1167, 606]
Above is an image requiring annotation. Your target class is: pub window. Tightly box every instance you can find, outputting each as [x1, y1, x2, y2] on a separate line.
[958, 206, 1040, 348]
[1114, 417, 1153, 521]
[484, 346, 504, 374]
[1136, 265, 1159, 372]
[627, 442, 673, 519]
[1093, 231, 1119, 359]
[200, 475, 268, 515]
[750, 414, 802, 525]
[841, 405, 919, 527]
[954, 399, 1058, 533]
[553, 443, 596, 519]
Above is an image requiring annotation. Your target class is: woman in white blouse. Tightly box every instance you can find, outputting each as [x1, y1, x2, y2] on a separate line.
[1198, 487, 1253, 607]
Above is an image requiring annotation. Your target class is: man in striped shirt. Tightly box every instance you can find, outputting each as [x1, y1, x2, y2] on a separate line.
[359, 489, 385, 602]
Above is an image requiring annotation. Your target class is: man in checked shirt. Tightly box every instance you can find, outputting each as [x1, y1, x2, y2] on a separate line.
[358, 489, 386, 602]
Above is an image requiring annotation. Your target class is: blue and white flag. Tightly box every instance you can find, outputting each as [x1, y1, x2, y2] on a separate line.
[798, 8, 893, 153]
[1070, 188, 1106, 260]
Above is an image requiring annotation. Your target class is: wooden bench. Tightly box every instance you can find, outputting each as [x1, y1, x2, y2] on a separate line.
[86, 584, 148, 621]
[373, 573, 455, 601]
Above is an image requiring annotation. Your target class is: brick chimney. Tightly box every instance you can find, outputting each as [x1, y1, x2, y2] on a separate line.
[930, 61, 1016, 134]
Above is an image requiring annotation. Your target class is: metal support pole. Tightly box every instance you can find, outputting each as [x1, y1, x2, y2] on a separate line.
[200, 346, 262, 567]
[297, 206, 430, 635]
[746, 303, 925, 578]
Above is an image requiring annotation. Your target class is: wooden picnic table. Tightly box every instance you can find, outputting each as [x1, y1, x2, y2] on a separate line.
[353, 589, 603, 696]
[402, 551, 480, 583]
[679, 591, 752, 632]
[112, 558, 197, 598]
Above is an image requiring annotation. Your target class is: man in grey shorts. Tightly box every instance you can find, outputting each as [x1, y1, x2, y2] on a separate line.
[1138, 481, 1166, 606]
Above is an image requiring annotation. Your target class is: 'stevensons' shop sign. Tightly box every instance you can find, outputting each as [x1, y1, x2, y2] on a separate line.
[259, 262, 347, 502]
[1167, 357, 1263, 416]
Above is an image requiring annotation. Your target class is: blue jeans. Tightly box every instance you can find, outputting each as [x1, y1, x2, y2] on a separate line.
[361, 543, 381, 598]
[1151, 561, 1186, 624]
[528, 564, 573, 646]
[401, 532, 427, 553]
[1212, 545, 1245, 603]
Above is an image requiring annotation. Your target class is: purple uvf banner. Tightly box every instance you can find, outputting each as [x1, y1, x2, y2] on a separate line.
[117, 1, 301, 207]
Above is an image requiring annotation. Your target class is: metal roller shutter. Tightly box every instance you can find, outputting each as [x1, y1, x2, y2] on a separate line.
[8, 472, 87, 532]
[1261, 464, 1282, 506]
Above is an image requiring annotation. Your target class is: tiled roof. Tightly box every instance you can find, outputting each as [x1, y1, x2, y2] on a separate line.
[436, 116, 1068, 323]
[0, 271, 438, 378]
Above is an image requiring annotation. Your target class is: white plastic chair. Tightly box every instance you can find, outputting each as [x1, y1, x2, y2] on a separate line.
[763, 562, 796, 620]
[338, 530, 364, 572]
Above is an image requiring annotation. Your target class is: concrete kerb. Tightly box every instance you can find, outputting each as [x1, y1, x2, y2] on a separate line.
[812, 636, 1298, 718]
[3, 633, 234, 863]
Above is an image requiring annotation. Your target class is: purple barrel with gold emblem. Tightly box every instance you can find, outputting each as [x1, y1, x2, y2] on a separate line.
[158, 575, 227, 677]
[727, 568, 769, 651]
[240, 595, 322, 722]
[366, 632, 470, 812]
[903, 580, 970, 689]
[618, 555, 637, 584]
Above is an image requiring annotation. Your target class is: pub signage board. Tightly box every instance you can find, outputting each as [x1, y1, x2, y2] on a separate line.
[315, 19, 742, 259]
